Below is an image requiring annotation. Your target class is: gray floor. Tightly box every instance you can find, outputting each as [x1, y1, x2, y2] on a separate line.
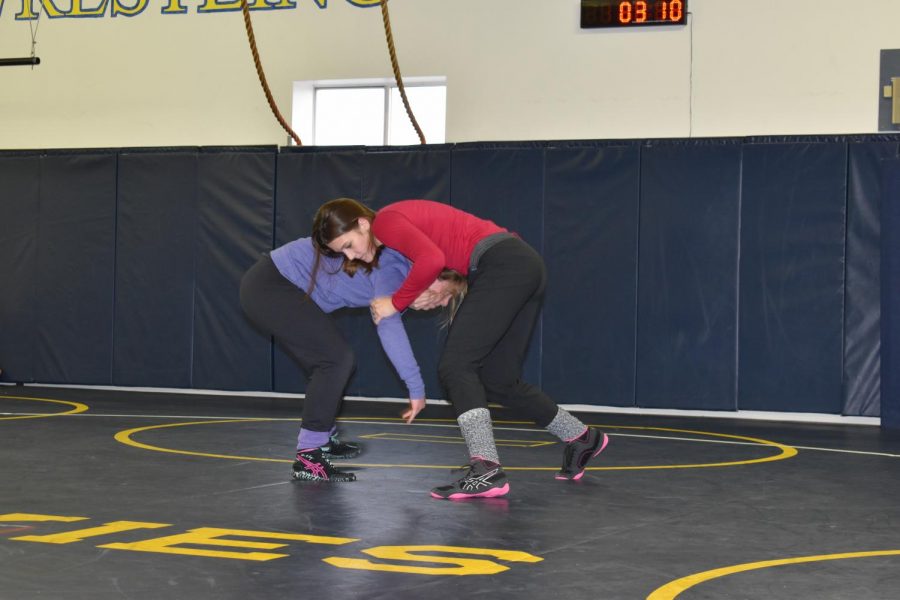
[2, 386, 900, 599]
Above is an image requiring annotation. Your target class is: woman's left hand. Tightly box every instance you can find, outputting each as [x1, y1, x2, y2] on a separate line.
[410, 289, 441, 310]
[370, 296, 398, 325]
[410, 278, 454, 311]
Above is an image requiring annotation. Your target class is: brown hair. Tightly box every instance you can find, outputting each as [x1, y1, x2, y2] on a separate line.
[309, 198, 379, 294]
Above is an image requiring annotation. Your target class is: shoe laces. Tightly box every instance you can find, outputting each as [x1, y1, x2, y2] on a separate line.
[298, 450, 335, 469]
[450, 460, 480, 475]
[451, 458, 498, 476]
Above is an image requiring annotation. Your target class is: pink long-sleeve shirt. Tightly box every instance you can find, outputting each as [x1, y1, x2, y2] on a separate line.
[372, 200, 507, 311]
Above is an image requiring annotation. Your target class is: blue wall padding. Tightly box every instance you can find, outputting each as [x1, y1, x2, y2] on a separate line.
[191, 149, 275, 391]
[845, 143, 899, 416]
[542, 145, 640, 407]
[273, 149, 365, 394]
[636, 142, 742, 410]
[451, 145, 546, 392]
[34, 153, 117, 384]
[739, 142, 848, 413]
[882, 158, 900, 429]
[274, 149, 364, 245]
[0, 154, 40, 382]
[362, 147, 452, 208]
[2, 136, 900, 421]
[114, 151, 198, 387]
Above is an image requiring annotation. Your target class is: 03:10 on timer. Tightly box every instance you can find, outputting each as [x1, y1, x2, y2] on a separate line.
[581, 0, 686, 28]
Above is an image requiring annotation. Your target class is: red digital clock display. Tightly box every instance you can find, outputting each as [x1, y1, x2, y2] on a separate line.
[581, 0, 687, 28]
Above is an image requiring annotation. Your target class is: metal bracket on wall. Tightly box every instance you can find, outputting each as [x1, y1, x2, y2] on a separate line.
[879, 50, 900, 130]
[885, 77, 900, 125]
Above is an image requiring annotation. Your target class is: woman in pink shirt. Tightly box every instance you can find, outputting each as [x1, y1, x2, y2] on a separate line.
[313, 198, 608, 499]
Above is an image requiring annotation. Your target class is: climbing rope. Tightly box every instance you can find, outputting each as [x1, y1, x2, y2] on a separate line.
[238, 0, 423, 146]
[239, 0, 302, 146]
[380, 0, 426, 145]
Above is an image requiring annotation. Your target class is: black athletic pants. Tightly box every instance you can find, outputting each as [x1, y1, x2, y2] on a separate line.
[239, 255, 355, 433]
[438, 237, 560, 428]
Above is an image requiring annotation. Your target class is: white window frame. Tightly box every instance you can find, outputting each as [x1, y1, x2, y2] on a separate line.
[291, 76, 446, 146]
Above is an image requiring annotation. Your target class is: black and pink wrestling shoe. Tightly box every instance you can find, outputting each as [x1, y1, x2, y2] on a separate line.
[320, 434, 361, 460]
[292, 448, 356, 482]
[556, 428, 609, 481]
[430, 458, 510, 500]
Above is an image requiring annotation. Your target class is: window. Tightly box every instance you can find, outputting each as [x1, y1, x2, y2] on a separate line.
[292, 78, 446, 146]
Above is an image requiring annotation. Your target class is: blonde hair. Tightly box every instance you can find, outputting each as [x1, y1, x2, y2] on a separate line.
[438, 269, 467, 327]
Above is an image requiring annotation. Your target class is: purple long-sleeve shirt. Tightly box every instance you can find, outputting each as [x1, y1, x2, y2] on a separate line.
[270, 238, 425, 400]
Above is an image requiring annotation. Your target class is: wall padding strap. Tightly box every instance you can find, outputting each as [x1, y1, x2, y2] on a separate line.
[542, 146, 641, 407]
[113, 151, 198, 388]
[739, 142, 847, 413]
[0, 155, 40, 382]
[192, 150, 275, 391]
[844, 143, 899, 417]
[881, 157, 900, 429]
[35, 153, 117, 384]
[637, 143, 742, 410]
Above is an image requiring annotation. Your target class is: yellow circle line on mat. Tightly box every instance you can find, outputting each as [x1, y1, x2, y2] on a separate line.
[115, 419, 281, 462]
[114, 418, 796, 471]
[646, 550, 900, 600]
[588, 424, 798, 471]
[0, 395, 89, 421]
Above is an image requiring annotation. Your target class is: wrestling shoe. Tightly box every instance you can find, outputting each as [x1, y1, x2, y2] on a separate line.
[320, 434, 361, 460]
[430, 458, 510, 500]
[556, 428, 609, 481]
[292, 448, 356, 482]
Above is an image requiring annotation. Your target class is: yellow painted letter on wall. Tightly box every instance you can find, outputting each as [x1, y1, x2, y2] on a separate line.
[197, 0, 241, 12]
[68, 0, 109, 16]
[324, 545, 544, 575]
[246, 0, 297, 8]
[16, 0, 65, 19]
[160, 0, 188, 14]
[112, 0, 149, 17]
[100, 527, 358, 561]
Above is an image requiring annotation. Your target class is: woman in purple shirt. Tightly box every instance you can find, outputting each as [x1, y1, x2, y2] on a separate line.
[240, 238, 444, 483]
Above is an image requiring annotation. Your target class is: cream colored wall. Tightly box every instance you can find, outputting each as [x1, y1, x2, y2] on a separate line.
[0, 0, 896, 149]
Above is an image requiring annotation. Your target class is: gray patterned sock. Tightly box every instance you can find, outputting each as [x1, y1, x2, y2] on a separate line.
[545, 407, 587, 442]
[457, 407, 500, 464]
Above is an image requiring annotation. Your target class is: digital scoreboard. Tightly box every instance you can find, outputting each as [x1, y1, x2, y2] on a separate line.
[581, 0, 687, 29]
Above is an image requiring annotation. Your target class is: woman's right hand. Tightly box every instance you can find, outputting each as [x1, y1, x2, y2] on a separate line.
[402, 398, 426, 424]
[370, 296, 398, 324]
